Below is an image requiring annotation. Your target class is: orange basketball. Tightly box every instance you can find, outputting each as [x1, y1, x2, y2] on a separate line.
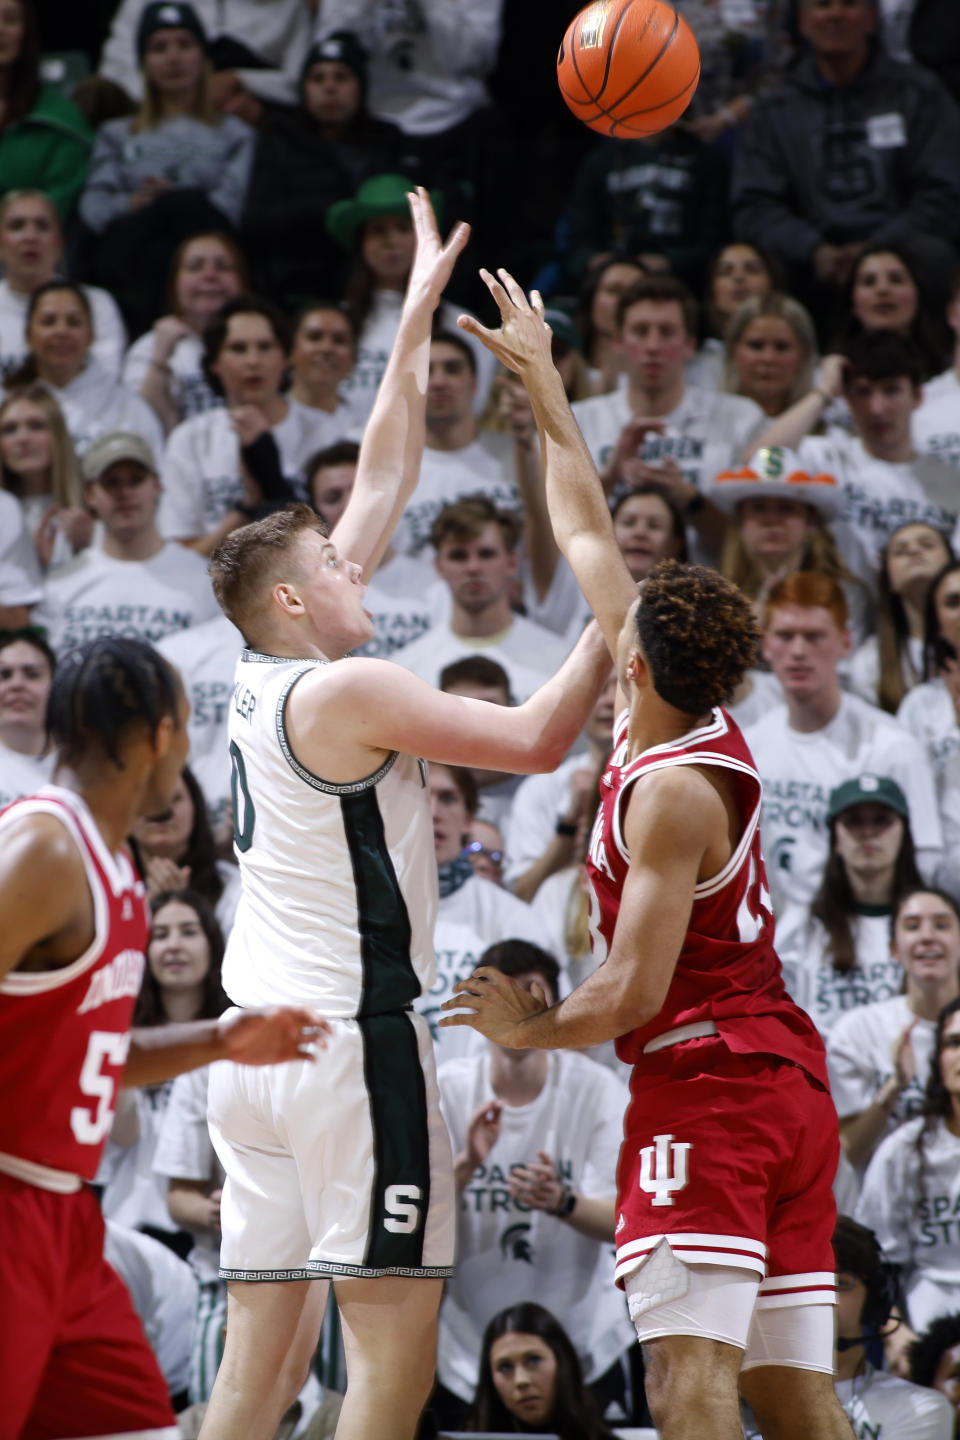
[557, 0, 701, 139]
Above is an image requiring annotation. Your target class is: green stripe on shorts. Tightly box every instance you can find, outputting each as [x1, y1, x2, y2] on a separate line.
[360, 1011, 430, 1270]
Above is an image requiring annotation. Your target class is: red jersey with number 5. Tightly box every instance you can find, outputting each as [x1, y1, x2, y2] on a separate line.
[0, 787, 147, 1181]
[586, 708, 828, 1087]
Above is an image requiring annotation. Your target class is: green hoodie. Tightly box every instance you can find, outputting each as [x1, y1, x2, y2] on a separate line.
[0, 83, 92, 219]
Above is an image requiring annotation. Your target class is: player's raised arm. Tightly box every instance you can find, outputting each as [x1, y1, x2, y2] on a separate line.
[291, 616, 612, 779]
[459, 269, 637, 660]
[440, 764, 721, 1049]
[330, 188, 470, 580]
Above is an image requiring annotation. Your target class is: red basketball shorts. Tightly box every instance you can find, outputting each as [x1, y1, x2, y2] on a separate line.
[614, 1036, 838, 1307]
[0, 1171, 175, 1439]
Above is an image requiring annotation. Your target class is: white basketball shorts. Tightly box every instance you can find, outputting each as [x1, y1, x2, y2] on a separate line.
[209, 1008, 455, 1280]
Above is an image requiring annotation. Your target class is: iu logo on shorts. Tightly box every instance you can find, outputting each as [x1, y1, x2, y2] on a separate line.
[638, 1134, 691, 1207]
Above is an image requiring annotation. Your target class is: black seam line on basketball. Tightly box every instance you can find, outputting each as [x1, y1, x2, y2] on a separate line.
[566, 60, 699, 122]
[582, 6, 684, 123]
[359, 1011, 431, 1270]
[595, 1, 636, 103]
[608, 65, 701, 129]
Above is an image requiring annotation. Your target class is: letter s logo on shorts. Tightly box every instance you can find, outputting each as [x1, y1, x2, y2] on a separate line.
[638, 1134, 691, 1207]
[383, 1184, 423, 1233]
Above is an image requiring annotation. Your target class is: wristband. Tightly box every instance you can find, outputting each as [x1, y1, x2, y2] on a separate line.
[555, 819, 577, 837]
[551, 1183, 577, 1218]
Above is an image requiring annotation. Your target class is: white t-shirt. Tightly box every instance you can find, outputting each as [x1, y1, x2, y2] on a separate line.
[525, 552, 589, 642]
[827, 995, 936, 1134]
[897, 678, 960, 777]
[26, 357, 165, 460]
[103, 1220, 198, 1397]
[417, 914, 490, 1070]
[393, 430, 521, 561]
[0, 491, 44, 606]
[849, 634, 924, 709]
[158, 401, 335, 540]
[419, 872, 549, 1053]
[857, 1116, 960, 1335]
[393, 614, 570, 703]
[98, 1081, 177, 1237]
[775, 909, 902, 1040]
[745, 1363, 953, 1440]
[725, 669, 784, 731]
[157, 615, 244, 835]
[123, 329, 220, 424]
[504, 751, 597, 887]
[437, 1049, 633, 1401]
[34, 542, 220, 655]
[350, 578, 440, 660]
[0, 279, 126, 380]
[317, 0, 502, 134]
[153, 1065, 224, 1285]
[339, 289, 495, 424]
[571, 379, 765, 491]
[914, 371, 960, 470]
[745, 693, 942, 914]
[0, 740, 54, 811]
[836, 1365, 953, 1440]
[797, 432, 959, 573]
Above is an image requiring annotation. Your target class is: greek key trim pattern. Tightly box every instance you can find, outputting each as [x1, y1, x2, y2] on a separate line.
[306, 1260, 455, 1279]
[220, 1266, 314, 1281]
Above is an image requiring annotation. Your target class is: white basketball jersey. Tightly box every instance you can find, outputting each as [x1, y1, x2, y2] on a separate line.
[223, 651, 437, 1018]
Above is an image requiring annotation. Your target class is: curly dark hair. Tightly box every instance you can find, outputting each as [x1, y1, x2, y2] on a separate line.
[635, 560, 759, 713]
[909, 1310, 960, 1388]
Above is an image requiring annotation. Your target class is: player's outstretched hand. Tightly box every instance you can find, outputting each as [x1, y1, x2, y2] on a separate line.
[458, 268, 555, 381]
[218, 1006, 331, 1065]
[406, 185, 470, 308]
[439, 965, 549, 1048]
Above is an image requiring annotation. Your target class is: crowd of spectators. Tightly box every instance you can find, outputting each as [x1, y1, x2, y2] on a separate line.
[7, 0, 960, 1434]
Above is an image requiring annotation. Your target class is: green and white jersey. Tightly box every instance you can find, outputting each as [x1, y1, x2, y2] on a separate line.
[223, 651, 437, 1018]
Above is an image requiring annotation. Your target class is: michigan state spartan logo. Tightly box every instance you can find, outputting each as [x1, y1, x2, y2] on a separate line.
[638, 1134, 691, 1207]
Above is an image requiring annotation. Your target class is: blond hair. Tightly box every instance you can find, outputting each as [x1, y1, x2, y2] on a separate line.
[721, 514, 855, 601]
[722, 292, 817, 410]
[0, 383, 84, 509]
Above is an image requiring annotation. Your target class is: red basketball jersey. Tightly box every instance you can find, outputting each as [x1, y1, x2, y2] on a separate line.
[0, 787, 148, 1182]
[586, 707, 828, 1087]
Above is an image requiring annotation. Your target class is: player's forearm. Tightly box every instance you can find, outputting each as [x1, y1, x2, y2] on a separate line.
[564, 1192, 616, 1242]
[341, 301, 432, 577]
[753, 388, 830, 453]
[123, 1020, 230, 1087]
[510, 833, 578, 904]
[515, 625, 612, 770]
[514, 961, 657, 1051]
[838, 1093, 897, 1170]
[166, 1179, 217, 1233]
[527, 365, 615, 555]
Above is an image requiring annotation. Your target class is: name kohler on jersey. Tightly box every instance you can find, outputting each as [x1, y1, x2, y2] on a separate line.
[77, 948, 145, 1014]
[233, 682, 257, 722]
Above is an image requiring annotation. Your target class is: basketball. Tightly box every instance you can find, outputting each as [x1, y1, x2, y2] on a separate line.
[557, 0, 701, 139]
